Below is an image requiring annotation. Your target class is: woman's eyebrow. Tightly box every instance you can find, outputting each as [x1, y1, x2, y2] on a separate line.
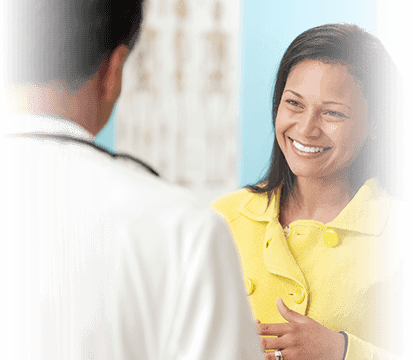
[323, 101, 352, 111]
[284, 89, 302, 98]
[284, 90, 352, 111]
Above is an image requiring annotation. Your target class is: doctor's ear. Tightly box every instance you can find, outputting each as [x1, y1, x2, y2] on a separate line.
[97, 44, 130, 102]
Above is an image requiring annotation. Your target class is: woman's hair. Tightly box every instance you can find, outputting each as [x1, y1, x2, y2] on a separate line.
[247, 23, 401, 205]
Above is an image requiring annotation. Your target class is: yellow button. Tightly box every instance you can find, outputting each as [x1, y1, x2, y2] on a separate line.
[266, 238, 272, 248]
[245, 278, 255, 295]
[293, 287, 305, 304]
[323, 229, 339, 248]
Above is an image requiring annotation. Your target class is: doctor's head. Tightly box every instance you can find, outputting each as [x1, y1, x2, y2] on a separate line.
[250, 23, 400, 202]
[9, 0, 144, 88]
[7, 0, 145, 134]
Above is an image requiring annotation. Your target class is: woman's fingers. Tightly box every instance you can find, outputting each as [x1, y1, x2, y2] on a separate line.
[261, 335, 290, 350]
[257, 322, 291, 336]
[265, 351, 277, 360]
[277, 298, 306, 324]
[264, 349, 290, 360]
[256, 300, 345, 359]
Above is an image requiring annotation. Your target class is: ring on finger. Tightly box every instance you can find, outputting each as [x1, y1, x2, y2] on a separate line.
[274, 349, 283, 360]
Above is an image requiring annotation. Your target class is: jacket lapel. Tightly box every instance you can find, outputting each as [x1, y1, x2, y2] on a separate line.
[263, 219, 308, 289]
[239, 187, 308, 289]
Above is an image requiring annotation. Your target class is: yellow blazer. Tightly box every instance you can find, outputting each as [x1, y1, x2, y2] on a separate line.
[211, 179, 402, 360]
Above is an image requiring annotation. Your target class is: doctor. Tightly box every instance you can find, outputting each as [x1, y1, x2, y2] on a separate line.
[2, 1, 263, 359]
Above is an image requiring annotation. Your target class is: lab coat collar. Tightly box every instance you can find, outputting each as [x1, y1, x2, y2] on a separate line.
[238, 179, 389, 236]
[5, 84, 94, 141]
[6, 113, 95, 141]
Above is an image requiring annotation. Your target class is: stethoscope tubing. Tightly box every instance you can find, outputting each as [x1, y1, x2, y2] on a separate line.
[8, 132, 160, 177]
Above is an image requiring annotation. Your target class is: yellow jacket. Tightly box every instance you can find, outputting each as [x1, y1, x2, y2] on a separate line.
[211, 179, 402, 360]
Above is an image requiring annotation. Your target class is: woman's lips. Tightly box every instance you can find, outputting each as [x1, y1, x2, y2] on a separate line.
[290, 138, 332, 154]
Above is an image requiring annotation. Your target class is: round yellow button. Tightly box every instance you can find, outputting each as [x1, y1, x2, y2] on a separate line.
[245, 278, 255, 295]
[323, 229, 339, 248]
[293, 287, 305, 304]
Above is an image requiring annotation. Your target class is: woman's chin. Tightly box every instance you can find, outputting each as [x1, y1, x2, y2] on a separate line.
[288, 165, 326, 180]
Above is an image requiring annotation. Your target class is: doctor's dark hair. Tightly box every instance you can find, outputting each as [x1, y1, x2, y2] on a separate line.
[247, 23, 401, 205]
[8, 0, 144, 89]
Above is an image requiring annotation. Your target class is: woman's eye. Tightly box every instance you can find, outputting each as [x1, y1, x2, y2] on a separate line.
[325, 110, 348, 118]
[286, 99, 299, 106]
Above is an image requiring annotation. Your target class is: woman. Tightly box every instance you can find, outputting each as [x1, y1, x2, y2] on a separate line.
[211, 24, 402, 360]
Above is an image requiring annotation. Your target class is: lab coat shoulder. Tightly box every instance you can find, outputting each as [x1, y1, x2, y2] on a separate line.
[107, 157, 231, 251]
[54, 138, 236, 264]
[85, 156, 264, 360]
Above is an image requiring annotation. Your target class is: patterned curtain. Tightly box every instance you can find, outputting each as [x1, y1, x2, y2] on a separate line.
[116, 0, 240, 204]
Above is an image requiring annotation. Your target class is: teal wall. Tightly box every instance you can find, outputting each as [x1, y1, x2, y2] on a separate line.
[239, 0, 377, 187]
[94, 104, 117, 152]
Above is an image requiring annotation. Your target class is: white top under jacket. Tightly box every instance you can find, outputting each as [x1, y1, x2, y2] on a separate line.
[1, 114, 263, 360]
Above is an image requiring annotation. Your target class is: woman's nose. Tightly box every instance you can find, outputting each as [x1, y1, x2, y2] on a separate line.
[297, 111, 321, 138]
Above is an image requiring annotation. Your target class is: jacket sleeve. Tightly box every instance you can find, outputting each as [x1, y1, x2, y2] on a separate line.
[343, 332, 403, 360]
[345, 201, 404, 360]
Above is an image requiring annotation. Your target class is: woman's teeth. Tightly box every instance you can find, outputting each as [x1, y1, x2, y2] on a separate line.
[292, 140, 329, 153]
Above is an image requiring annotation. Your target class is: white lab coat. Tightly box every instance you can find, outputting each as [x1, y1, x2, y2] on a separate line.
[1, 114, 263, 360]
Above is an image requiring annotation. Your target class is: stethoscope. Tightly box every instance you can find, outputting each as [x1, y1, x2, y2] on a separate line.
[8, 132, 160, 177]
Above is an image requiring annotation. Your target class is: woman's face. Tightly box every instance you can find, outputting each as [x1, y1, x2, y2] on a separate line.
[275, 59, 369, 181]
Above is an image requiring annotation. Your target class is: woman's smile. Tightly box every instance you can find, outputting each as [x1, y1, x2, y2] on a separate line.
[289, 137, 332, 154]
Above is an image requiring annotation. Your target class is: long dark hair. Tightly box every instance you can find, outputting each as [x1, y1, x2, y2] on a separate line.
[247, 23, 401, 206]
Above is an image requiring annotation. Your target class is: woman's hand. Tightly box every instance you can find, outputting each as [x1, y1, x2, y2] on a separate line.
[256, 298, 345, 360]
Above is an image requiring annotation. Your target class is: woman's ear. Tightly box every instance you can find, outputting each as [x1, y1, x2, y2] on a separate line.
[97, 45, 130, 103]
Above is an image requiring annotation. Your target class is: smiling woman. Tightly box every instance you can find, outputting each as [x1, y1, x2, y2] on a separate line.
[211, 24, 402, 360]
[276, 60, 369, 187]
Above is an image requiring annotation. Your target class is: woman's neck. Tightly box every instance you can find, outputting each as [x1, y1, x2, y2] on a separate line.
[280, 172, 357, 227]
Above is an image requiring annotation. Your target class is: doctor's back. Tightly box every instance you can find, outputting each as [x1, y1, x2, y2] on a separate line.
[1, 1, 263, 359]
